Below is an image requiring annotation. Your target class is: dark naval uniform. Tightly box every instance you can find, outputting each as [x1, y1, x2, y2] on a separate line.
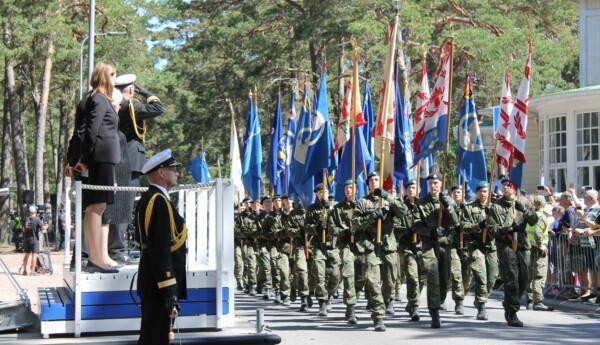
[135, 185, 187, 345]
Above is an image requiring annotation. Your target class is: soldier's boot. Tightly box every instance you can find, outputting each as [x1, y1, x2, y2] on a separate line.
[526, 299, 533, 310]
[406, 305, 420, 322]
[299, 296, 308, 312]
[290, 289, 297, 302]
[326, 296, 333, 312]
[236, 279, 244, 291]
[307, 295, 314, 308]
[430, 309, 441, 329]
[346, 305, 357, 325]
[533, 302, 554, 311]
[373, 318, 386, 332]
[281, 297, 291, 307]
[439, 301, 447, 311]
[318, 300, 328, 317]
[249, 284, 257, 296]
[385, 300, 396, 316]
[273, 289, 281, 304]
[507, 311, 524, 327]
[262, 288, 272, 301]
[476, 302, 488, 321]
[454, 300, 464, 315]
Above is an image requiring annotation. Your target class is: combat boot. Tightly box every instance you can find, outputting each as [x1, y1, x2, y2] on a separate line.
[281, 297, 291, 306]
[373, 318, 386, 332]
[507, 311, 524, 327]
[439, 301, 447, 311]
[430, 309, 441, 328]
[406, 305, 420, 322]
[318, 300, 328, 317]
[307, 295, 314, 308]
[249, 284, 257, 296]
[290, 289, 297, 302]
[236, 279, 244, 291]
[273, 289, 281, 304]
[299, 296, 308, 312]
[454, 300, 464, 315]
[262, 288, 272, 301]
[326, 296, 333, 312]
[475, 302, 488, 321]
[385, 300, 395, 316]
[346, 305, 357, 325]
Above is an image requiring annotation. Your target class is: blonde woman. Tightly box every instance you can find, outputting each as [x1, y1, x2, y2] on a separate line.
[77, 61, 121, 273]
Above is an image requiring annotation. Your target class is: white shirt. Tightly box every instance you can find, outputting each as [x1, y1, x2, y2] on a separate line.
[150, 183, 170, 201]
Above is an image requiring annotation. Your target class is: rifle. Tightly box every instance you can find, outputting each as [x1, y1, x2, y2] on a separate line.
[304, 232, 309, 259]
[511, 208, 518, 251]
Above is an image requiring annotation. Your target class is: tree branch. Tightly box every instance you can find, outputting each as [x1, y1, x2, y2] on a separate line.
[282, 0, 306, 14]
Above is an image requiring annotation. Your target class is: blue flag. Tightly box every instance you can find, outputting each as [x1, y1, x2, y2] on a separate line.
[267, 93, 285, 194]
[290, 85, 315, 206]
[284, 87, 298, 196]
[393, 60, 415, 184]
[419, 154, 433, 198]
[304, 68, 337, 182]
[187, 150, 211, 183]
[242, 94, 262, 200]
[458, 71, 488, 199]
[334, 127, 371, 201]
[362, 82, 375, 174]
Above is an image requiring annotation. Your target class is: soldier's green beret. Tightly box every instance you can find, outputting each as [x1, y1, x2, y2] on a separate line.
[476, 181, 489, 191]
[344, 179, 354, 186]
[314, 183, 324, 193]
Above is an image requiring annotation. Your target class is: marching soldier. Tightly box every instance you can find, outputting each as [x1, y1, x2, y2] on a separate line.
[526, 195, 553, 312]
[351, 172, 389, 332]
[305, 184, 333, 317]
[449, 185, 466, 315]
[257, 196, 274, 299]
[458, 181, 494, 320]
[286, 199, 311, 311]
[134, 149, 186, 345]
[234, 202, 246, 290]
[281, 196, 297, 303]
[413, 173, 460, 328]
[239, 198, 259, 295]
[488, 177, 538, 327]
[397, 179, 426, 321]
[329, 179, 359, 324]
[265, 195, 291, 305]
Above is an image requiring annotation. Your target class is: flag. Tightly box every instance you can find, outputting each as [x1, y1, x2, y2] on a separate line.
[304, 66, 337, 181]
[494, 67, 514, 176]
[419, 154, 433, 198]
[229, 108, 245, 204]
[412, 40, 452, 164]
[333, 68, 366, 155]
[362, 82, 375, 174]
[291, 84, 315, 206]
[266, 93, 285, 194]
[509, 42, 532, 187]
[373, 16, 399, 190]
[457, 70, 487, 199]
[284, 86, 298, 196]
[412, 58, 430, 156]
[334, 51, 371, 201]
[188, 150, 211, 183]
[242, 93, 262, 200]
[393, 58, 414, 184]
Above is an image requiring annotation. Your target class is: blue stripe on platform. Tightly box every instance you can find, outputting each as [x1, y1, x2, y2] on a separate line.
[39, 287, 230, 321]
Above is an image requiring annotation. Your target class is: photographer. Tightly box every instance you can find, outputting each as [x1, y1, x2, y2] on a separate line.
[22, 205, 48, 275]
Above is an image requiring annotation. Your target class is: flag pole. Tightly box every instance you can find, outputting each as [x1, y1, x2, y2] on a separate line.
[351, 43, 358, 199]
[376, 7, 399, 245]
[437, 37, 455, 229]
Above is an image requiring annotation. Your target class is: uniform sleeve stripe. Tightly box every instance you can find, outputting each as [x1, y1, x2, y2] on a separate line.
[157, 278, 177, 289]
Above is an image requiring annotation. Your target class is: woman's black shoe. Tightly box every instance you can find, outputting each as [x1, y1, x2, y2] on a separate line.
[86, 260, 119, 273]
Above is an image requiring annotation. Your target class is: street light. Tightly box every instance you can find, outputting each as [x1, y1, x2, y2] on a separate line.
[79, 31, 126, 100]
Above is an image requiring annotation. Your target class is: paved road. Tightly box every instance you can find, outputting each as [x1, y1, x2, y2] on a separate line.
[235, 289, 600, 345]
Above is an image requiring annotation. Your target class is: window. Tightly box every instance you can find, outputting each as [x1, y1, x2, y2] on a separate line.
[576, 111, 600, 161]
[550, 168, 567, 192]
[549, 116, 567, 164]
[539, 119, 545, 176]
[578, 166, 590, 188]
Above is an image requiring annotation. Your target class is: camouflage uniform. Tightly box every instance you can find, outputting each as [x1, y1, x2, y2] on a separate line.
[305, 198, 333, 314]
[413, 193, 459, 327]
[488, 195, 537, 326]
[526, 210, 549, 306]
[238, 209, 259, 293]
[285, 205, 310, 310]
[265, 209, 290, 303]
[256, 210, 273, 296]
[234, 211, 245, 289]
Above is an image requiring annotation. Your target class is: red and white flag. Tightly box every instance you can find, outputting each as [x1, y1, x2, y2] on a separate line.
[412, 59, 430, 156]
[494, 67, 514, 175]
[334, 52, 366, 155]
[507, 41, 532, 164]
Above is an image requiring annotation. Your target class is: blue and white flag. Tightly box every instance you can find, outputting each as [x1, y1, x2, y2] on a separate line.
[393, 59, 415, 184]
[457, 70, 487, 199]
[362, 82, 375, 174]
[284, 86, 298, 196]
[290, 85, 315, 206]
[267, 93, 285, 194]
[242, 93, 262, 200]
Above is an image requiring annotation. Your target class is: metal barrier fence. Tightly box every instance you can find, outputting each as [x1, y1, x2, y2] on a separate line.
[547, 233, 600, 295]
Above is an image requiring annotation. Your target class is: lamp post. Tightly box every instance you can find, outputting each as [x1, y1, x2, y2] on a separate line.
[79, 31, 126, 100]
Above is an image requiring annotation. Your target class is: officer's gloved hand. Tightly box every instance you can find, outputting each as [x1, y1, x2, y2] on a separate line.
[478, 220, 487, 230]
[160, 287, 180, 314]
[373, 208, 385, 220]
[435, 227, 446, 237]
[320, 220, 328, 230]
[134, 85, 154, 99]
[373, 188, 389, 199]
[513, 200, 526, 213]
[439, 192, 451, 208]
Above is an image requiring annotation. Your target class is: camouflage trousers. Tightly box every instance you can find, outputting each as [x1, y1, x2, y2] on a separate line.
[341, 247, 357, 305]
[243, 244, 257, 286]
[498, 244, 530, 312]
[527, 247, 548, 304]
[257, 245, 272, 290]
[381, 251, 399, 305]
[364, 250, 385, 321]
[399, 244, 425, 308]
[235, 243, 244, 283]
[294, 246, 310, 297]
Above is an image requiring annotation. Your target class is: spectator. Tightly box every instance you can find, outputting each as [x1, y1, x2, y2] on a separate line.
[573, 189, 600, 301]
[22, 205, 48, 275]
[558, 191, 579, 299]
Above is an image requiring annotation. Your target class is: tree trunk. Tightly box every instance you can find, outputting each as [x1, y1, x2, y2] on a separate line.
[4, 22, 30, 217]
[34, 39, 54, 205]
[59, 90, 76, 204]
[0, 84, 14, 244]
